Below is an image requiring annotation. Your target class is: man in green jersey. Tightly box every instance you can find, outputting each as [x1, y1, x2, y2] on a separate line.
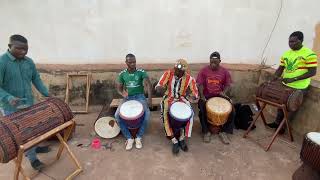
[267, 31, 317, 133]
[115, 54, 152, 150]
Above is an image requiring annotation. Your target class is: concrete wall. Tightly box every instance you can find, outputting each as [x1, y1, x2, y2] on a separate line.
[35, 63, 261, 106]
[0, 0, 319, 65]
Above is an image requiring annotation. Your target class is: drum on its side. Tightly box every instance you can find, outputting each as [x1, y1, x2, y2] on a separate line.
[94, 116, 120, 139]
[169, 101, 193, 130]
[119, 100, 145, 137]
[206, 97, 232, 126]
[256, 81, 303, 111]
[300, 132, 320, 171]
[0, 97, 73, 163]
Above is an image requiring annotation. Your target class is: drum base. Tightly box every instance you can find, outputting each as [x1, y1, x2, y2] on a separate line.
[208, 124, 221, 134]
[292, 163, 320, 180]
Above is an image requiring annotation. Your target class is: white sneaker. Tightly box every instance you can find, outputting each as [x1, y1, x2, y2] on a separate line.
[218, 132, 230, 145]
[125, 139, 134, 150]
[135, 137, 143, 149]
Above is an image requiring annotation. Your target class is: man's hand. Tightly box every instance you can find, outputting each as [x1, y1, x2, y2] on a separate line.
[122, 91, 128, 98]
[9, 97, 20, 106]
[219, 92, 233, 103]
[282, 78, 296, 84]
[199, 95, 206, 102]
[271, 76, 280, 82]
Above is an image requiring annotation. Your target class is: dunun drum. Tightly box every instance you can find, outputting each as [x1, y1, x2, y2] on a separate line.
[300, 132, 320, 171]
[206, 97, 232, 126]
[94, 116, 120, 139]
[169, 101, 193, 130]
[119, 100, 145, 137]
[256, 81, 303, 112]
[0, 97, 73, 163]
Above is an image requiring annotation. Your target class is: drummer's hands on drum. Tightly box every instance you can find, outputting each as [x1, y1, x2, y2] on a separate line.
[219, 92, 232, 103]
[282, 78, 296, 84]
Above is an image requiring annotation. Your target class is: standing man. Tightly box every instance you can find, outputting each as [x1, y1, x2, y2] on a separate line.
[0, 35, 50, 170]
[115, 54, 152, 150]
[197, 52, 235, 144]
[267, 31, 317, 133]
[155, 59, 199, 155]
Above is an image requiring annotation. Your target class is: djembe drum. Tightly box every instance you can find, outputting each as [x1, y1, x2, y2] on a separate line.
[256, 81, 303, 111]
[206, 97, 232, 133]
[300, 132, 320, 170]
[169, 101, 193, 137]
[119, 100, 145, 138]
[292, 132, 320, 180]
[0, 97, 73, 163]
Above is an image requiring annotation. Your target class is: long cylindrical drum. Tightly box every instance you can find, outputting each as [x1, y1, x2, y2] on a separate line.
[0, 97, 73, 163]
[206, 97, 232, 126]
[256, 81, 303, 111]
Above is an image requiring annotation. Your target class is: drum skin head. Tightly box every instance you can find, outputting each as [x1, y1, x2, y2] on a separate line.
[206, 97, 232, 126]
[119, 100, 144, 120]
[94, 116, 120, 139]
[169, 102, 192, 121]
[206, 97, 232, 114]
[307, 132, 320, 145]
[287, 90, 303, 111]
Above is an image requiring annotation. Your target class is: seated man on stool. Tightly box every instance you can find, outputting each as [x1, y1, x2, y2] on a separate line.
[155, 59, 199, 155]
[114, 53, 152, 150]
[267, 31, 317, 133]
[196, 51, 235, 144]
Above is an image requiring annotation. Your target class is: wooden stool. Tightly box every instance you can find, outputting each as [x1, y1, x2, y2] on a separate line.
[14, 120, 82, 180]
[243, 97, 294, 151]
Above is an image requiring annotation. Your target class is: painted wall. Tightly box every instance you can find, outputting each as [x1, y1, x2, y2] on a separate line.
[0, 0, 319, 65]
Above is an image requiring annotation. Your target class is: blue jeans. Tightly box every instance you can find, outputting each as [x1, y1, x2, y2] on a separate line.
[114, 94, 150, 139]
[1, 109, 38, 163]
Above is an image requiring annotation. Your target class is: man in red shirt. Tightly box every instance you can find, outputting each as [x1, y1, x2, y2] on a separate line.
[196, 52, 235, 144]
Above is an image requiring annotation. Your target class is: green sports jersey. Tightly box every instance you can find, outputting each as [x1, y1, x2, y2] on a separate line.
[117, 69, 148, 96]
[280, 46, 318, 89]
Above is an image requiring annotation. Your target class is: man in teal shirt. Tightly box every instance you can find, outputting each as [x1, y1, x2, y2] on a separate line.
[0, 35, 50, 170]
[115, 54, 152, 151]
